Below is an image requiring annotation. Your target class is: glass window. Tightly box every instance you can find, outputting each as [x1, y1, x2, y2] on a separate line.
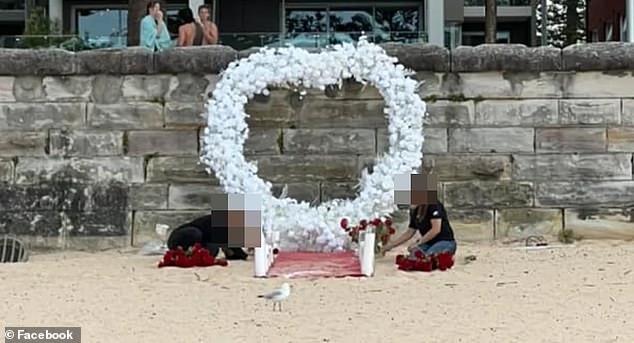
[76, 8, 127, 48]
[282, 4, 423, 47]
[374, 7, 420, 43]
[0, 0, 25, 10]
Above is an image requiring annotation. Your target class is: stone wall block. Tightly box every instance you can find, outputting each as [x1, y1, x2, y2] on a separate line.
[0, 159, 13, 182]
[132, 210, 208, 246]
[381, 43, 450, 72]
[297, 99, 386, 128]
[126, 130, 198, 156]
[168, 184, 225, 210]
[445, 208, 495, 242]
[122, 75, 172, 101]
[165, 102, 206, 127]
[0, 131, 47, 156]
[448, 128, 534, 153]
[146, 156, 217, 184]
[377, 127, 447, 154]
[443, 181, 534, 208]
[43, 76, 93, 101]
[0, 103, 86, 130]
[536, 128, 606, 152]
[130, 183, 168, 210]
[87, 102, 164, 129]
[495, 208, 563, 239]
[245, 128, 281, 155]
[423, 154, 511, 181]
[458, 72, 563, 98]
[564, 72, 634, 98]
[245, 89, 295, 128]
[165, 74, 211, 102]
[49, 129, 124, 156]
[90, 75, 124, 104]
[512, 153, 631, 180]
[251, 155, 359, 183]
[12, 76, 44, 101]
[607, 127, 634, 152]
[621, 99, 634, 125]
[536, 181, 634, 207]
[425, 100, 474, 127]
[564, 208, 634, 240]
[452, 45, 562, 72]
[0, 76, 15, 101]
[558, 99, 620, 125]
[154, 45, 237, 74]
[562, 43, 634, 71]
[15, 157, 144, 184]
[0, 49, 76, 76]
[283, 129, 374, 155]
[75, 47, 154, 75]
[474, 99, 558, 127]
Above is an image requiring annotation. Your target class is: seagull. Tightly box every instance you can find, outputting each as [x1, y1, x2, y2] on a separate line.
[258, 283, 291, 312]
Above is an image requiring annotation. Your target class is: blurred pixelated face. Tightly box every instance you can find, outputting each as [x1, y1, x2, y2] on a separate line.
[394, 172, 438, 206]
[198, 7, 209, 21]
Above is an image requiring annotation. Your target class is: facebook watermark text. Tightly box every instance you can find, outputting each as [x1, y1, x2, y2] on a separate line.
[4, 327, 81, 343]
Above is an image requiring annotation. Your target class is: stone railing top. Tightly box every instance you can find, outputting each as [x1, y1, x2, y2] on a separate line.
[0, 42, 633, 76]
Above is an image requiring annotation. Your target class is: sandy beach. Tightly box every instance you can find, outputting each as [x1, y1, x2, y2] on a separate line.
[1, 240, 633, 343]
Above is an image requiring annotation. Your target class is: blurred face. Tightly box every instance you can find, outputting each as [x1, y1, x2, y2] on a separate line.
[149, 3, 161, 17]
[198, 7, 209, 21]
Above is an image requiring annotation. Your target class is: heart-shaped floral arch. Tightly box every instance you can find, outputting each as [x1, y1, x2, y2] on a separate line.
[200, 38, 425, 252]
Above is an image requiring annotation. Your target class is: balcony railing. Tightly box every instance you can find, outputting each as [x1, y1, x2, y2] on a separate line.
[464, 0, 530, 5]
[0, 31, 428, 51]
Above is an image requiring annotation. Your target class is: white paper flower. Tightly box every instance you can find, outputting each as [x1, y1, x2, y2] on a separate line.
[200, 37, 425, 252]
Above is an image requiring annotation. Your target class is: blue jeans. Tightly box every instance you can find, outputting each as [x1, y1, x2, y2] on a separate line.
[408, 240, 457, 259]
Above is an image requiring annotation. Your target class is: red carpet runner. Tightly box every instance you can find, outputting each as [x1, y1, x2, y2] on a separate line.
[266, 251, 364, 279]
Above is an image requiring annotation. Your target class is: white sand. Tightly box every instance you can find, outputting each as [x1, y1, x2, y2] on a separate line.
[1, 240, 633, 343]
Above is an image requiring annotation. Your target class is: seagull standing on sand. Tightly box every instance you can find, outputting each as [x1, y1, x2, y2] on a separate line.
[258, 283, 291, 312]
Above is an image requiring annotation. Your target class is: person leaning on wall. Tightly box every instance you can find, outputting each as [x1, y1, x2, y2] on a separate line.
[197, 4, 218, 45]
[140, 0, 173, 51]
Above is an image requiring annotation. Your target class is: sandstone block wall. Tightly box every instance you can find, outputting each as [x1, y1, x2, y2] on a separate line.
[0, 43, 633, 250]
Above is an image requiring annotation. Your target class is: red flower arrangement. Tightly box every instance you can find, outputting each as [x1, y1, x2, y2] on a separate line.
[340, 216, 397, 254]
[158, 243, 229, 268]
[395, 250, 454, 272]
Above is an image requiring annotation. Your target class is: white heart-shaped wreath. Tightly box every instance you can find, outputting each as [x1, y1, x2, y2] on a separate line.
[201, 38, 425, 252]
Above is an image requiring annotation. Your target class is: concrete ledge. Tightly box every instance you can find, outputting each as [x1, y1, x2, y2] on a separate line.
[451, 44, 562, 72]
[562, 42, 634, 71]
[1, 42, 634, 75]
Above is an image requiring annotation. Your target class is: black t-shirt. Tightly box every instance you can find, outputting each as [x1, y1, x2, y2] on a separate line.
[179, 215, 227, 246]
[408, 202, 455, 246]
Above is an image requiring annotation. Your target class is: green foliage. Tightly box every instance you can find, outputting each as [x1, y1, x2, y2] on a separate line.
[20, 6, 89, 51]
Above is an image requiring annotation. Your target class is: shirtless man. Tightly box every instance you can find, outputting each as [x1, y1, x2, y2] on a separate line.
[197, 4, 218, 44]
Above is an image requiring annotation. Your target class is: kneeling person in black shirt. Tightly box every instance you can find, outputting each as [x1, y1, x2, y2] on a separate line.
[380, 201, 457, 258]
[167, 215, 248, 260]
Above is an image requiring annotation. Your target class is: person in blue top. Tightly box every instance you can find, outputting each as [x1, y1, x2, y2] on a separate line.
[140, 0, 173, 51]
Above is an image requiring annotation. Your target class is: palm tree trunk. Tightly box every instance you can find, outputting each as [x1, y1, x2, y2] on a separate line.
[485, 0, 498, 43]
[127, 0, 147, 46]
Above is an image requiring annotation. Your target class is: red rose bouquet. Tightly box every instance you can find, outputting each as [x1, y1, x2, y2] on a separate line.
[340, 216, 397, 254]
[395, 250, 454, 272]
[158, 243, 228, 268]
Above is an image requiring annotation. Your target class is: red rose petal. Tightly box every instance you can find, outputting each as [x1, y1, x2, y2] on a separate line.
[340, 218, 348, 229]
[414, 250, 424, 259]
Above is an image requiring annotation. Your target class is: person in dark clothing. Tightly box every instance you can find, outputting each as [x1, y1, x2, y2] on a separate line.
[380, 201, 457, 257]
[176, 8, 204, 46]
[167, 215, 248, 260]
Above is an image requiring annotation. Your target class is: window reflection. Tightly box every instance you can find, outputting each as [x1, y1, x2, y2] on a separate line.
[77, 8, 127, 48]
[283, 5, 423, 47]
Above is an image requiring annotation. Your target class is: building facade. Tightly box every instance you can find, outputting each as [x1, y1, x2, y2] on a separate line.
[1, 0, 535, 49]
[587, 0, 627, 42]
